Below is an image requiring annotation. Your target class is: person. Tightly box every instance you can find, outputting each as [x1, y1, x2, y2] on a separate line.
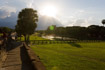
[1, 32, 7, 50]
[7, 32, 13, 51]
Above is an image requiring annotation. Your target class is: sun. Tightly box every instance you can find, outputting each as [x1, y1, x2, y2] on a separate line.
[41, 5, 57, 17]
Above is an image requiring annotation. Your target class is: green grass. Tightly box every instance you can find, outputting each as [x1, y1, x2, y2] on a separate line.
[31, 42, 105, 70]
[18, 35, 48, 41]
[0, 33, 3, 37]
[30, 36, 48, 40]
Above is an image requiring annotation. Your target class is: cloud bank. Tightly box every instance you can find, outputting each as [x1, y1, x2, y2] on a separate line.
[0, 0, 104, 30]
[0, 6, 16, 19]
[37, 16, 62, 30]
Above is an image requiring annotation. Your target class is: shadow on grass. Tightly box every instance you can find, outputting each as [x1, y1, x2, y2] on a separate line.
[68, 43, 82, 48]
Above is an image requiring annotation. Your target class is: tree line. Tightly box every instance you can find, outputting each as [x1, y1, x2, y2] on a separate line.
[44, 25, 105, 40]
[0, 27, 14, 33]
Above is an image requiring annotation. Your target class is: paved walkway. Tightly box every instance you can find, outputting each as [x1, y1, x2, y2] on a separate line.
[1, 42, 34, 70]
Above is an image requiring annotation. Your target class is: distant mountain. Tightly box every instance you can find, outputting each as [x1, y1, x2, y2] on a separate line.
[0, 12, 17, 28]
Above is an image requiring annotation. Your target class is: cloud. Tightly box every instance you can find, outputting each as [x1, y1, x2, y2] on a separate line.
[65, 17, 101, 27]
[73, 19, 89, 26]
[37, 16, 63, 30]
[0, 0, 62, 30]
[0, 13, 62, 30]
[0, 12, 17, 28]
[26, 0, 34, 8]
[0, 6, 16, 19]
[0, 0, 103, 29]
[0, 0, 30, 12]
[60, 9, 102, 27]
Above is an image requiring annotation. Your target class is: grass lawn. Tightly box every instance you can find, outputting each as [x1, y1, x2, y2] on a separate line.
[18, 35, 48, 41]
[31, 42, 105, 70]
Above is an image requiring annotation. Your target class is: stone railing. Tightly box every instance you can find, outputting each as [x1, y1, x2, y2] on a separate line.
[29, 40, 104, 45]
[23, 42, 46, 70]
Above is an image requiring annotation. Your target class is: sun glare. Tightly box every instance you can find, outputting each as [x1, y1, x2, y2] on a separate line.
[41, 5, 57, 17]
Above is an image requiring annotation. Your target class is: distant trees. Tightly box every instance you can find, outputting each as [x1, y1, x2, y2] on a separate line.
[66, 26, 88, 40]
[45, 25, 105, 40]
[102, 19, 105, 26]
[55, 27, 67, 40]
[45, 25, 56, 35]
[15, 8, 38, 43]
[0, 27, 14, 33]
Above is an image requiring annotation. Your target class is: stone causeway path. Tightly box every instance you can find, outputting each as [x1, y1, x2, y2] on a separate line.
[0, 42, 34, 70]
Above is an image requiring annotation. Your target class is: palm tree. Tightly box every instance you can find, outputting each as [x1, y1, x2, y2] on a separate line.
[102, 19, 105, 26]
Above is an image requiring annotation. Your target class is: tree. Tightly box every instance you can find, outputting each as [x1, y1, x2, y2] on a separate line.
[87, 25, 101, 40]
[15, 8, 38, 43]
[0, 27, 14, 33]
[66, 26, 88, 40]
[55, 27, 66, 40]
[102, 19, 105, 26]
[15, 25, 22, 40]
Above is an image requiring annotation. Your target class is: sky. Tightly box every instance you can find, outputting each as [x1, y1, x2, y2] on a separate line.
[0, 0, 105, 30]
